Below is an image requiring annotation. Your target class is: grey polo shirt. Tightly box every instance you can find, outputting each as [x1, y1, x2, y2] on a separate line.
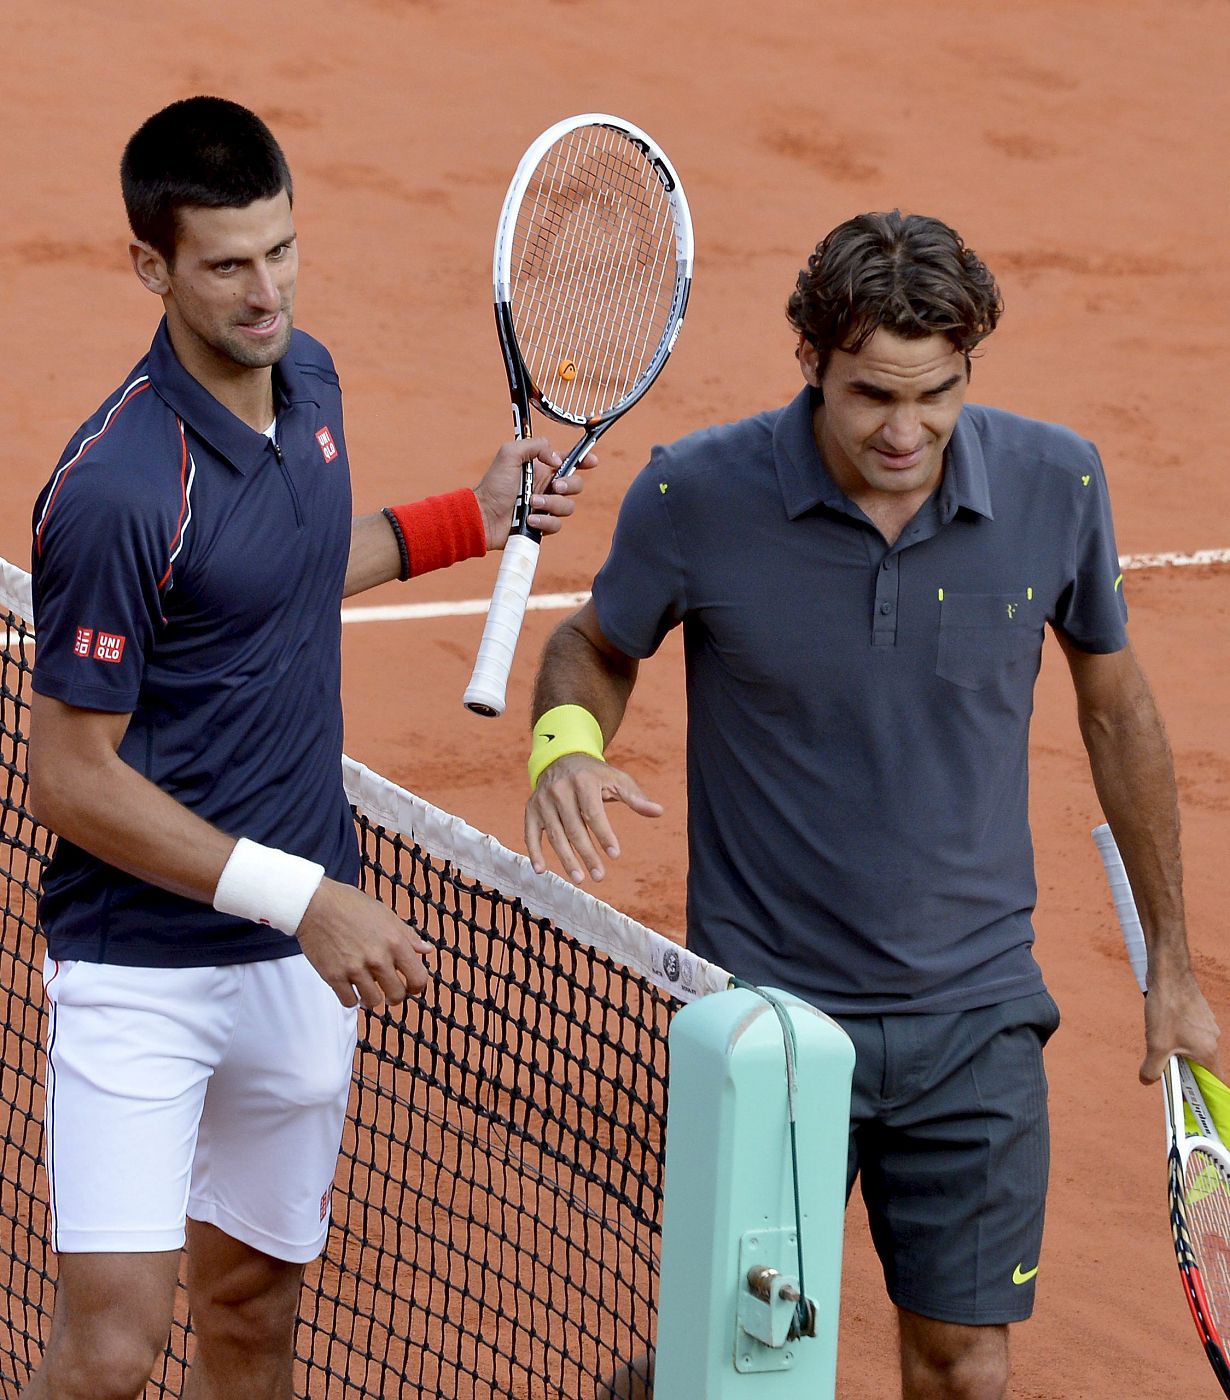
[592, 387, 1128, 1014]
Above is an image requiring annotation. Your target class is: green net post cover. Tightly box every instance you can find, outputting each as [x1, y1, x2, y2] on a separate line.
[655, 987, 854, 1398]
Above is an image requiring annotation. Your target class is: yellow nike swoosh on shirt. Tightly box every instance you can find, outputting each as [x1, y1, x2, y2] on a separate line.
[1012, 1263, 1039, 1285]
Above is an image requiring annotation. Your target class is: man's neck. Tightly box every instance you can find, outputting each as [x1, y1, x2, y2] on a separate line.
[165, 320, 276, 431]
[851, 490, 934, 548]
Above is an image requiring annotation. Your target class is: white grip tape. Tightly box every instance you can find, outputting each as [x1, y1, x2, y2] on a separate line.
[1092, 823, 1149, 994]
[213, 837, 326, 936]
[463, 534, 541, 717]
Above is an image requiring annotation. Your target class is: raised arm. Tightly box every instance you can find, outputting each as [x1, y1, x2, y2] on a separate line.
[28, 694, 431, 1009]
[525, 600, 662, 883]
[1059, 633, 1221, 1080]
[343, 436, 594, 597]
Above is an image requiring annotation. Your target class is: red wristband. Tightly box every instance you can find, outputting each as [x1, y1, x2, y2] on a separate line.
[382, 489, 486, 580]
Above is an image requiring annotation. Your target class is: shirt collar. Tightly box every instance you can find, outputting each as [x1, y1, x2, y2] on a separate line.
[772, 385, 994, 523]
[772, 387, 846, 518]
[146, 317, 315, 476]
[938, 409, 994, 522]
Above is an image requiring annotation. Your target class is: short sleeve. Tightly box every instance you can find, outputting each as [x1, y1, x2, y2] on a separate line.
[591, 452, 689, 658]
[1052, 442, 1129, 653]
[31, 460, 165, 712]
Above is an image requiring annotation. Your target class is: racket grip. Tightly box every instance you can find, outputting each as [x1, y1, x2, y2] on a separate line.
[463, 534, 541, 718]
[1092, 823, 1149, 994]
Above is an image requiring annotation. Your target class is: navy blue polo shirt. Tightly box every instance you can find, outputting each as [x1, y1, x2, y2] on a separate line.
[31, 319, 358, 967]
[592, 387, 1128, 1014]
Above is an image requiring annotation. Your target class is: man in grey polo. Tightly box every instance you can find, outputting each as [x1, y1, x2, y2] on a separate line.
[523, 210, 1220, 1400]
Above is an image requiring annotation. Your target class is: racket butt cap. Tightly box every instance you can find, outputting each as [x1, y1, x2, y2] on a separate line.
[463, 695, 505, 719]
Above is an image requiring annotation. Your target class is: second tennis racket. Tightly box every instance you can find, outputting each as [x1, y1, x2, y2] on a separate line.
[1093, 822, 1230, 1395]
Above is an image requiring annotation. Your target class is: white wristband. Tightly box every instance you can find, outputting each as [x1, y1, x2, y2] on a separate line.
[212, 837, 326, 937]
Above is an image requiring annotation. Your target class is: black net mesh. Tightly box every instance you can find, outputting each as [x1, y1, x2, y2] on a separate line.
[0, 591, 670, 1399]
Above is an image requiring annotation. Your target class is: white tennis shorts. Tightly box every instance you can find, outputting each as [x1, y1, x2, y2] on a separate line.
[42, 953, 358, 1264]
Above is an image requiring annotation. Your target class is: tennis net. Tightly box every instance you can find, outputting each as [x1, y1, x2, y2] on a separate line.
[0, 555, 729, 1399]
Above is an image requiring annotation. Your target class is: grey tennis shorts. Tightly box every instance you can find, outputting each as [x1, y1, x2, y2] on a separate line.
[836, 990, 1061, 1326]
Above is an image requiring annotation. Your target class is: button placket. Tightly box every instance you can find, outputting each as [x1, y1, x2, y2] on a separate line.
[872, 551, 900, 646]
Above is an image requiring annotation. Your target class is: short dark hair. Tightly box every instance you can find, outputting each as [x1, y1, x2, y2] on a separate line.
[786, 210, 1002, 378]
[120, 96, 293, 261]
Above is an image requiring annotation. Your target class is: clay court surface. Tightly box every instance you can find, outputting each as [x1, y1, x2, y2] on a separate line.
[4, 1, 1230, 1395]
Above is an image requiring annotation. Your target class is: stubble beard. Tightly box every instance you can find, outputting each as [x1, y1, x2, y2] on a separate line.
[218, 307, 295, 369]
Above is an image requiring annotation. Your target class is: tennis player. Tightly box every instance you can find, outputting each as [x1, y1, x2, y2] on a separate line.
[525, 210, 1221, 1400]
[25, 96, 593, 1400]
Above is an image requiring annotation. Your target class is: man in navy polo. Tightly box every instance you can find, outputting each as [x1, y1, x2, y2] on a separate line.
[26, 97, 591, 1400]
[524, 210, 1221, 1400]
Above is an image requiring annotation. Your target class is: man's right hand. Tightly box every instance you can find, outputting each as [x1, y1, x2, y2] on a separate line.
[296, 878, 433, 1008]
[1140, 961, 1222, 1085]
[525, 752, 662, 884]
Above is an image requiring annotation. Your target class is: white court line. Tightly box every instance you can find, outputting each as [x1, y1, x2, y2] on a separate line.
[339, 589, 591, 624]
[5, 552, 1229, 645]
[337, 548, 1230, 625]
[1117, 548, 1230, 572]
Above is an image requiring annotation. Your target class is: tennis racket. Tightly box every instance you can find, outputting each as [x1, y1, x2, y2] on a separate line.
[1093, 823, 1230, 1394]
[462, 114, 694, 717]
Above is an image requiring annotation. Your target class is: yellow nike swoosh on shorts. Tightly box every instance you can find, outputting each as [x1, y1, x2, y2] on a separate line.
[1012, 1263, 1039, 1285]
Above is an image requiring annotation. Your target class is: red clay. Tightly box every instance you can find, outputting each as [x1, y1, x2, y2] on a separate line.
[5, 3, 1230, 1395]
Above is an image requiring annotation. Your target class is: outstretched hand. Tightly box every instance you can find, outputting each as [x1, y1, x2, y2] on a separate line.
[525, 751, 662, 884]
[473, 437, 598, 550]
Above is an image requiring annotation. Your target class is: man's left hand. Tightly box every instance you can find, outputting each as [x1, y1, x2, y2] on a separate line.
[473, 437, 598, 550]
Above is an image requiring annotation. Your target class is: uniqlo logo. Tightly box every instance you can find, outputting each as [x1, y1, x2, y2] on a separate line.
[320, 1188, 331, 1222]
[93, 631, 126, 664]
[72, 627, 93, 658]
[315, 426, 338, 463]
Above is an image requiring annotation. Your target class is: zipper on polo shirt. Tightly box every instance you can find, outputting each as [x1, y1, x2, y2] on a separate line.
[270, 438, 304, 527]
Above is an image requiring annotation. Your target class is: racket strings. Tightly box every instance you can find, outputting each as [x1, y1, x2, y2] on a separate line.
[1185, 1146, 1230, 1330]
[573, 134, 675, 408]
[523, 128, 670, 347]
[519, 130, 672, 416]
[511, 124, 679, 420]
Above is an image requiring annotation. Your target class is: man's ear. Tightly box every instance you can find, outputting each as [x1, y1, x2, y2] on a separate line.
[130, 240, 170, 296]
[798, 335, 823, 389]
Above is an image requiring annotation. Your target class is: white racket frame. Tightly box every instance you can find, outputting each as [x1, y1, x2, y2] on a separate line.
[463, 114, 693, 719]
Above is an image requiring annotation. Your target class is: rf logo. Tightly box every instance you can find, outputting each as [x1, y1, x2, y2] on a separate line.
[1006, 602, 1017, 619]
[72, 627, 93, 658]
[315, 427, 339, 463]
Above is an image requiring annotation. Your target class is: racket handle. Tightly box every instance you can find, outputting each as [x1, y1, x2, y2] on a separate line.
[1092, 823, 1150, 994]
[463, 533, 541, 717]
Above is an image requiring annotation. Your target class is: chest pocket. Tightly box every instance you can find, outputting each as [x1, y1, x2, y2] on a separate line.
[936, 591, 1038, 691]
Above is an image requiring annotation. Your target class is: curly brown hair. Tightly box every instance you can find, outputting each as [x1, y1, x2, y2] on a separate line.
[786, 210, 1002, 379]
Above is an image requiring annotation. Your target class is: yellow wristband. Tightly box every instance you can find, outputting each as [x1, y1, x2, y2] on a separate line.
[529, 704, 605, 790]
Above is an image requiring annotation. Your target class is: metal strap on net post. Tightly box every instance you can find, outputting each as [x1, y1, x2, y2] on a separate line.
[730, 978, 816, 1341]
